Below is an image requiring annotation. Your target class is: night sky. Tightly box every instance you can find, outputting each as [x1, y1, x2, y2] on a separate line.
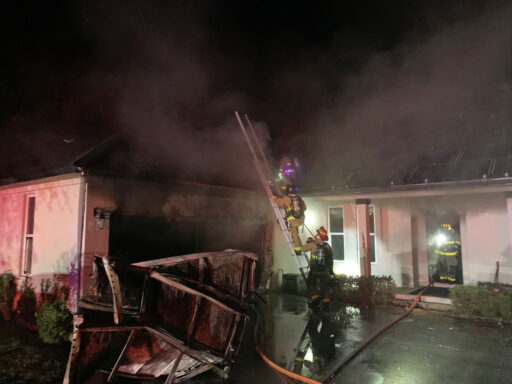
[1, 1, 511, 188]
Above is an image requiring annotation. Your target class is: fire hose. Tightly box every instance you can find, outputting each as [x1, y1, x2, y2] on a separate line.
[254, 345, 322, 384]
[252, 305, 322, 384]
[321, 283, 431, 381]
[253, 284, 431, 383]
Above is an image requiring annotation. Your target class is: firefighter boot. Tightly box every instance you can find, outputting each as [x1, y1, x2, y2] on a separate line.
[309, 294, 321, 308]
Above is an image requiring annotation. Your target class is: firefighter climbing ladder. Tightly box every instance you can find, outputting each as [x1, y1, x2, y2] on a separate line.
[235, 111, 309, 282]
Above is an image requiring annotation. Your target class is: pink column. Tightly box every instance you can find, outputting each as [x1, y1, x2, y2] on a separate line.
[356, 199, 371, 276]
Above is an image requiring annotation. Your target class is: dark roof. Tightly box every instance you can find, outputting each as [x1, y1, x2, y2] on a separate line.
[0, 132, 111, 185]
[302, 140, 512, 194]
[0, 132, 261, 190]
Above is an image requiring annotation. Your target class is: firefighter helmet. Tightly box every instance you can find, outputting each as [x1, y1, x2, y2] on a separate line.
[285, 184, 298, 195]
[316, 226, 328, 241]
[441, 223, 455, 234]
[279, 156, 301, 180]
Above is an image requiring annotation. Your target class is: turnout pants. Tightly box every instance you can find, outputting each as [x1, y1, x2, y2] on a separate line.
[437, 255, 458, 282]
[288, 217, 304, 251]
[307, 271, 330, 303]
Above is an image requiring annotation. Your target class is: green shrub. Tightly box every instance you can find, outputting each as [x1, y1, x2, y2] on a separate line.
[37, 300, 72, 344]
[0, 272, 17, 320]
[450, 285, 512, 322]
[39, 275, 71, 307]
[17, 279, 37, 328]
[332, 274, 396, 307]
[372, 275, 396, 306]
[39, 278, 52, 306]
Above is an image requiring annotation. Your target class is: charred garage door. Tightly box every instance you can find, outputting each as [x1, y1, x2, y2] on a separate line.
[108, 213, 267, 264]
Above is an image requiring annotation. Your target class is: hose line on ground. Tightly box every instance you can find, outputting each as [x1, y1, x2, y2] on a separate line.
[253, 284, 431, 384]
[322, 283, 432, 381]
[252, 307, 323, 384]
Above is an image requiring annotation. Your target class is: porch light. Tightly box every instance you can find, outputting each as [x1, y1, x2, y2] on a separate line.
[94, 207, 106, 230]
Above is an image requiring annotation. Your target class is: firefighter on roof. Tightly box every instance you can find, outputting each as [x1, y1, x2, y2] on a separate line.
[274, 184, 306, 254]
[302, 226, 334, 307]
[432, 224, 461, 283]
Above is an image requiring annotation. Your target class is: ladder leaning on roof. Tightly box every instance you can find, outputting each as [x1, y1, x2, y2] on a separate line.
[235, 111, 309, 283]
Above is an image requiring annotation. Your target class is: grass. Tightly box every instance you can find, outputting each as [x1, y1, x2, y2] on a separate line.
[0, 319, 69, 384]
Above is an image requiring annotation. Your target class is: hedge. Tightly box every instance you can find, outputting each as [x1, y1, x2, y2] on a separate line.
[450, 285, 512, 322]
[332, 275, 396, 307]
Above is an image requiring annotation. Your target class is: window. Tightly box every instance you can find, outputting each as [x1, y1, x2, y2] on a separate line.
[328, 207, 344, 261]
[22, 196, 36, 274]
[369, 205, 376, 263]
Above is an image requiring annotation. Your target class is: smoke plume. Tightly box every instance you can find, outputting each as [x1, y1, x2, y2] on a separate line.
[308, 2, 512, 185]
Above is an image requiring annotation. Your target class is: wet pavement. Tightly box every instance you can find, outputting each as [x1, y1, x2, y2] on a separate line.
[256, 293, 408, 382]
[234, 292, 512, 384]
[331, 309, 512, 384]
[104, 292, 512, 383]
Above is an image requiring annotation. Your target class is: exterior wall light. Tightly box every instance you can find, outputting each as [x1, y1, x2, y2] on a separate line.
[94, 207, 110, 230]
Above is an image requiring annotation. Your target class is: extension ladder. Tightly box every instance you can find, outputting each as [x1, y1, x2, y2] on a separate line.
[235, 111, 309, 282]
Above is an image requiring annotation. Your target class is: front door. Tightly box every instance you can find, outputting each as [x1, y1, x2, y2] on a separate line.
[426, 214, 463, 284]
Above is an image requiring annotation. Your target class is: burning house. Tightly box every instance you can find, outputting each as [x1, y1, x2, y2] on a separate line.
[0, 133, 274, 381]
[273, 145, 512, 288]
[0, 135, 272, 312]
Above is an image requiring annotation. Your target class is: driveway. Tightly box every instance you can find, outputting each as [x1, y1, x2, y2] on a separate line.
[173, 292, 512, 384]
[331, 309, 512, 384]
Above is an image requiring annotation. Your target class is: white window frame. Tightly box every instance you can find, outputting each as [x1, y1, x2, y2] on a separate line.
[327, 206, 345, 261]
[369, 204, 377, 264]
[21, 194, 36, 275]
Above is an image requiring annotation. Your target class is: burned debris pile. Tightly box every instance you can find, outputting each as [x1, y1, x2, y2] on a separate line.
[64, 250, 257, 383]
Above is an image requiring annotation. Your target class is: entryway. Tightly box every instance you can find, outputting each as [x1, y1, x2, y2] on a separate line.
[426, 213, 463, 284]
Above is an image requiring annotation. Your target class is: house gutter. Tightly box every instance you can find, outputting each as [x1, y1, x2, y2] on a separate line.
[303, 177, 512, 200]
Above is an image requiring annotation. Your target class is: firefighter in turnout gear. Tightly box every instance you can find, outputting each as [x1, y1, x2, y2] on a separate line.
[292, 305, 335, 376]
[304, 305, 335, 375]
[303, 226, 334, 307]
[274, 184, 306, 254]
[433, 224, 461, 283]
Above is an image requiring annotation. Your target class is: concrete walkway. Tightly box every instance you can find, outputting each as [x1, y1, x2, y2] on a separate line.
[393, 286, 453, 310]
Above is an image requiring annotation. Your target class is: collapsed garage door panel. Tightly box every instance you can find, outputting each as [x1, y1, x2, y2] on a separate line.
[68, 250, 256, 383]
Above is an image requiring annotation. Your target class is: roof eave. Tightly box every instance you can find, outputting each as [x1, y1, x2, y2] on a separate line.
[302, 177, 512, 200]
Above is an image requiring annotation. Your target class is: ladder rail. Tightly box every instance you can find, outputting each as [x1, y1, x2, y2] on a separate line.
[240, 113, 312, 279]
[244, 114, 282, 198]
[235, 111, 308, 281]
[243, 113, 310, 267]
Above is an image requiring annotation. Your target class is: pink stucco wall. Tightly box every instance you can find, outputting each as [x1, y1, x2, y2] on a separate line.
[0, 174, 83, 297]
[273, 189, 512, 287]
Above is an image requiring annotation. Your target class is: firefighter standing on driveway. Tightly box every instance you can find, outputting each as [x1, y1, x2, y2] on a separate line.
[433, 224, 461, 283]
[302, 227, 334, 307]
[274, 184, 306, 254]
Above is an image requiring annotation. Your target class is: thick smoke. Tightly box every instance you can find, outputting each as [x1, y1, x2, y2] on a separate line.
[0, 1, 271, 188]
[85, 1, 270, 187]
[2, 1, 511, 190]
[308, 3, 512, 182]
